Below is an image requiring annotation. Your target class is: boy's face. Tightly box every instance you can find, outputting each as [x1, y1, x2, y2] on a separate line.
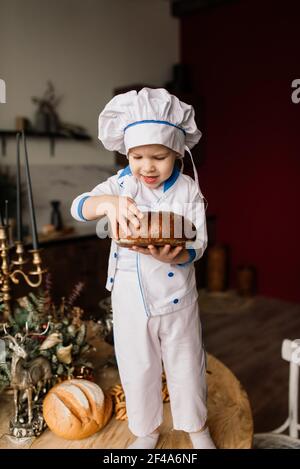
[128, 144, 178, 189]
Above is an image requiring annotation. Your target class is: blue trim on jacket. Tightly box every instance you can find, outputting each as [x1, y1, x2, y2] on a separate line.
[77, 196, 90, 221]
[163, 166, 180, 192]
[118, 165, 132, 179]
[118, 165, 180, 192]
[177, 248, 196, 267]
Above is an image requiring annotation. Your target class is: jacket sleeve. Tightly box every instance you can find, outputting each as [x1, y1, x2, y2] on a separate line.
[177, 182, 208, 266]
[70, 172, 121, 222]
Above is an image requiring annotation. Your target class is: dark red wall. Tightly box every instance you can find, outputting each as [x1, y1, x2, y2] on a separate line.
[181, 0, 300, 301]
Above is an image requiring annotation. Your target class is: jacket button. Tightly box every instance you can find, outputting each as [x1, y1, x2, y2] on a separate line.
[114, 252, 117, 258]
[173, 298, 179, 304]
[168, 272, 174, 277]
[110, 277, 114, 283]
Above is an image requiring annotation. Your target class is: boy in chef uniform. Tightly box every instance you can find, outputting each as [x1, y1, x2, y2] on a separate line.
[71, 88, 216, 449]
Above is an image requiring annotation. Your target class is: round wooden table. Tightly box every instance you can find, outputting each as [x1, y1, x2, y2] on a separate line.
[0, 335, 253, 449]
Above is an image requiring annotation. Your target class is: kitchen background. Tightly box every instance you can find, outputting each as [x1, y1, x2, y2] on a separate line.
[0, 0, 178, 234]
[1, 0, 300, 441]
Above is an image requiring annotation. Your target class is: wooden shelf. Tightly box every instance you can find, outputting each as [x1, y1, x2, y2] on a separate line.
[0, 129, 92, 157]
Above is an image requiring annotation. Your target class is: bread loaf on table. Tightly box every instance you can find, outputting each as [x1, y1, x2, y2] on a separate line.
[115, 211, 196, 248]
[43, 379, 113, 440]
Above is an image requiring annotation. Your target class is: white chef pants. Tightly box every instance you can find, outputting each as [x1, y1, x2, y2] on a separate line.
[111, 269, 208, 437]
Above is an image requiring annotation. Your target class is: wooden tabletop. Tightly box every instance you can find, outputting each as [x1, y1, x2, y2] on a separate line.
[0, 331, 253, 449]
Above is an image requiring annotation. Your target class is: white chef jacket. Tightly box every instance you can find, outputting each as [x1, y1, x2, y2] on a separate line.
[70, 165, 207, 317]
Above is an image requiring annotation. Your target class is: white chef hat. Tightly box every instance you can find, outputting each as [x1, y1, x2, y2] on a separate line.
[98, 87, 201, 156]
[98, 87, 204, 199]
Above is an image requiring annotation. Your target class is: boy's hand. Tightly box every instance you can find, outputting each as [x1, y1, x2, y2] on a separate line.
[97, 195, 144, 240]
[128, 244, 183, 263]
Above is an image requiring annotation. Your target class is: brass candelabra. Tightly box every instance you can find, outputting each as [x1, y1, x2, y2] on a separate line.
[0, 223, 47, 320]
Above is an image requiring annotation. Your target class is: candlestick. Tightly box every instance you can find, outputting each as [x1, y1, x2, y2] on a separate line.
[4, 200, 8, 226]
[0, 205, 4, 226]
[1, 222, 47, 321]
[16, 132, 23, 242]
[22, 131, 39, 250]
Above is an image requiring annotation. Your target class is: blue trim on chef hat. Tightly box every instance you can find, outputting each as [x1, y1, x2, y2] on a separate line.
[124, 120, 186, 135]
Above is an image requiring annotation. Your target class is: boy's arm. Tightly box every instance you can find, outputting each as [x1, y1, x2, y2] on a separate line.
[176, 184, 208, 266]
[81, 194, 114, 221]
[70, 173, 120, 222]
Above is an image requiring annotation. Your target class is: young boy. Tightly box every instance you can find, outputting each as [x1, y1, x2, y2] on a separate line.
[71, 88, 216, 449]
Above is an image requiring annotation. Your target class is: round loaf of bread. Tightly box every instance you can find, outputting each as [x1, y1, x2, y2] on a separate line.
[116, 211, 196, 248]
[43, 379, 113, 440]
